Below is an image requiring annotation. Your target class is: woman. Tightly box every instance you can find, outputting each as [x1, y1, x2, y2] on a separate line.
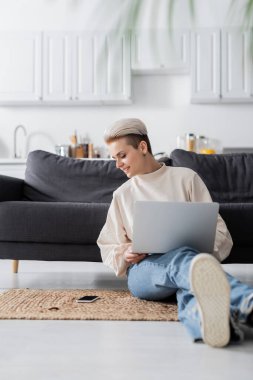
[97, 118, 253, 348]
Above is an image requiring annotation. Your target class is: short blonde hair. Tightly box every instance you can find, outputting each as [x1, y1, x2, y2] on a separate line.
[104, 118, 148, 141]
[104, 118, 153, 154]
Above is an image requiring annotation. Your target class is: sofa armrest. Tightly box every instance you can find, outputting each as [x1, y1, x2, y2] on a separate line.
[0, 175, 24, 201]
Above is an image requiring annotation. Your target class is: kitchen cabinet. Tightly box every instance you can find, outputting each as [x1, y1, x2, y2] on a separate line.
[43, 32, 72, 102]
[72, 31, 131, 104]
[0, 32, 42, 103]
[191, 28, 221, 102]
[72, 32, 101, 103]
[131, 29, 190, 74]
[0, 30, 131, 105]
[100, 31, 131, 103]
[191, 27, 253, 103]
[221, 28, 252, 101]
[43, 31, 100, 104]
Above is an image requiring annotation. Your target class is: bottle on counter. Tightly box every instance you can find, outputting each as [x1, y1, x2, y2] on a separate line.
[185, 133, 196, 152]
[80, 134, 90, 158]
[88, 143, 94, 158]
[69, 131, 86, 158]
[75, 144, 85, 158]
[69, 132, 78, 158]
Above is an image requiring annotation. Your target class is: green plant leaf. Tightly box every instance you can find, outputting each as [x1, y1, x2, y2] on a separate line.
[189, 0, 195, 20]
[243, 0, 253, 28]
[168, 0, 176, 29]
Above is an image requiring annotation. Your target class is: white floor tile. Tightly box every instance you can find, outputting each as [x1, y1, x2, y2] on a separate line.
[0, 260, 253, 380]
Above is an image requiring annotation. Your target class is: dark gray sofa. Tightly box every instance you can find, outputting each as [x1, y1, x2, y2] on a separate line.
[170, 149, 253, 264]
[0, 150, 127, 272]
[0, 148, 252, 273]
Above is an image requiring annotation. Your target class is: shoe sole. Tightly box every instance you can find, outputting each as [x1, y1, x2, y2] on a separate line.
[190, 254, 230, 348]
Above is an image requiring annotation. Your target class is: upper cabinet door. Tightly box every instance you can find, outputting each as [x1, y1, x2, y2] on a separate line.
[191, 29, 221, 102]
[72, 32, 102, 103]
[131, 29, 190, 74]
[71, 31, 131, 104]
[101, 31, 131, 103]
[0, 32, 42, 102]
[222, 28, 252, 100]
[43, 32, 72, 101]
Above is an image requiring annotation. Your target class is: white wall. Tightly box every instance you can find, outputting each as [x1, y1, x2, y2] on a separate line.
[0, 0, 252, 158]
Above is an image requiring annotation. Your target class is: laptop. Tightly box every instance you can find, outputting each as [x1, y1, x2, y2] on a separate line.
[132, 201, 219, 254]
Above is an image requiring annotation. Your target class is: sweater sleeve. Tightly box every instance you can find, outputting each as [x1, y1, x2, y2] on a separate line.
[97, 193, 131, 277]
[190, 172, 233, 262]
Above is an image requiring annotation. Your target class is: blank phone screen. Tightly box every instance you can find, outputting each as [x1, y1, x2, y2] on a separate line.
[76, 295, 99, 303]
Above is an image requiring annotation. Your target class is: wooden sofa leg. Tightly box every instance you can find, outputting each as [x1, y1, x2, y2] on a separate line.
[12, 260, 19, 274]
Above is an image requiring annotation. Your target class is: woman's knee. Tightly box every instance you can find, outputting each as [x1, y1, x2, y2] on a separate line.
[127, 271, 152, 299]
[127, 267, 175, 301]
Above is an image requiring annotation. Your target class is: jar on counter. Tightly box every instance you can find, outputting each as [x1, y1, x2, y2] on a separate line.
[55, 145, 70, 157]
[185, 133, 196, 152]
[196, 135, 208, 153]
[196, 135, 216, 154]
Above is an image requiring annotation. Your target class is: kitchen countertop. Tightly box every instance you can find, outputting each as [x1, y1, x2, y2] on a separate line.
[0, 158, 27, 164]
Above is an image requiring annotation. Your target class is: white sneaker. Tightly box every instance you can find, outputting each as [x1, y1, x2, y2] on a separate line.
[190, 254, 231, 348]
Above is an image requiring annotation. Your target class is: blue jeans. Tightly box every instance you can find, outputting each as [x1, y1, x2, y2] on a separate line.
[127, 247, 253, 341]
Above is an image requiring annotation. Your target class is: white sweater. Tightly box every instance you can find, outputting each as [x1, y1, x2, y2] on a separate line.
[97, 164, 233, 277]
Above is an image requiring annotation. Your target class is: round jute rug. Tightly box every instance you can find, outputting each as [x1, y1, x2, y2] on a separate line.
[0, 289, 178, 321]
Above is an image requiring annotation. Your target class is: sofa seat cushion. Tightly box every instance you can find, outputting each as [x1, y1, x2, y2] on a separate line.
[0, 201, 109, 244]
[170, 149, 253, 203]
[23, 150, 127, 203]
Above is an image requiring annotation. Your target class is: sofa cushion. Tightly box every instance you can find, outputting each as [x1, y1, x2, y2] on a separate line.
[23, 150, 127, 203]
[0, 201, 109, 244]
[0, 242, 102, 262]
[170, 149, 253, 203]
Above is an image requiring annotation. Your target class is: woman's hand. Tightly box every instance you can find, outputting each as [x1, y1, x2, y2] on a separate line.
[124, 246, 147, 264]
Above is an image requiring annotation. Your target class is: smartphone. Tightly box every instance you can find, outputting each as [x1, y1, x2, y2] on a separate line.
[76, 295, 100, 303]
